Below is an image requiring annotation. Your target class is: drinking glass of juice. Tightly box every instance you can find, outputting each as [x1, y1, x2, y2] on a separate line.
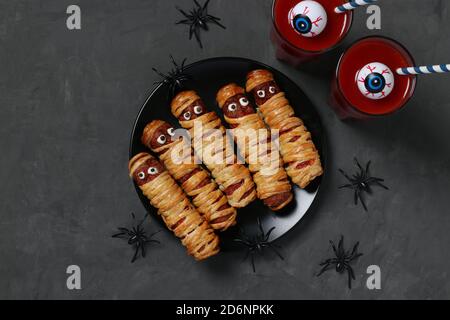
[271, 0, 353, 66]
[329, 36, 417, 120]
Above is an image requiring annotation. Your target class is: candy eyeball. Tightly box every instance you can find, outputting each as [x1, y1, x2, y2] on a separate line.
[268, 86, 276, 94]
[357, 62, 395, 100]
[228, 103, 237, 112]
[167, 127, 175, 136]
[147, 167, 158, 175]
[239, 97, 249, 106]
[157, 134, 166, 145]
[138, 171, 146, 179]
[257, 90, 266, 98]
[193, 105, 203, 114]
[183, 111, 191, 120]
[288, 1, 327, 38]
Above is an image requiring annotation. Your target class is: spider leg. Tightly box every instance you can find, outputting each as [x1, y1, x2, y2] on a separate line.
[349, 241, 360, 258]
[188, 23, 194, 40]
[202, 0, 211, 11]
[267, 244, 284, 261]
[148, 230, 162, 238]
[257, 217, 264, 234]
[176, 7, 190, 18]
[369, 178, 389, 189]
[176, 19, 191, 25]
[338, 169, 353, 182]
[251, 252, 256, 273]
[234, 238, 252, 247]
[357, 191, 368, 211]
[319, 258, 333, 266]
[338, 236, 344, 257]
[180, 58, 187, 69]
[141, 241, 146, 258]
[354, 158, 363, 172]
[354, 189, 359, 205]
[346, 266, 355, 289]
[365, 160, 372, 175]
[338, 183, 353, 189]
[330, 240, 338, 257]
[242, 248, 252, 263]
[131, 243, 140, 263]
[207, 15, 226, 29]
[316, 262, 332, 276]
[349, 253, 363, 262]
[193, 0, 202, 9]
[264, 227, 276, 241]
[169, 55, 179, 69]
[193, 26, 203, 48]
[152, 68, 167, 79]
[112, 233, 127, 239]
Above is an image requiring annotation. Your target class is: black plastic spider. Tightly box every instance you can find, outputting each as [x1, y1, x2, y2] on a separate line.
[112, 212, 160, 263]
[152, 55, 191, 99]
[317, 236, 363, 289]
[175, 0, 226, 48]
[339, 157, 389, 211]
[234, 218, 284, 273]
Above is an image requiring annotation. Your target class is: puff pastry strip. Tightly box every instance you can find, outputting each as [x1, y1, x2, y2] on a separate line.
[246, 69, 323, 188]
[129, 152, 219, 260]
[216, 84, 293, 211]
[171, 91, 257, 209]
[141, 120, 236, 232]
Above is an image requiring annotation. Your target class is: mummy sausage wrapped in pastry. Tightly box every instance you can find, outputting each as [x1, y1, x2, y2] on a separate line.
[171, 91, 256, 208]
[216, 84, 293, 211]
[129, 153, 219, 260]
[246, 69, 323, 188]
[141, 120, 236, 232]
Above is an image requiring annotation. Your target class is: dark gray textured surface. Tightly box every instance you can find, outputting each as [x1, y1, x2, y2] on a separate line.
[1, 0, 450, 300]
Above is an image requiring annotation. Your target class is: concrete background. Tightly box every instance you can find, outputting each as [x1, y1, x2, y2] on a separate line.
[1, 0, 450, 299]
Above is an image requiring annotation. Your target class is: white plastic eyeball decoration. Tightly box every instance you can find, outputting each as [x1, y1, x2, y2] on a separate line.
[357, 62, 395, 100]
[228, 103, 237, 112]
[193, 105, 202, 114]
[288, 1, 327, 38]
[239, 97, 249, 106]
[157, 135, 166, 145]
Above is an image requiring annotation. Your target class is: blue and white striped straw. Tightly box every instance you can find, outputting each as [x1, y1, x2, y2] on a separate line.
[396, 64, 450, 76]
[335, 0, 378, 14]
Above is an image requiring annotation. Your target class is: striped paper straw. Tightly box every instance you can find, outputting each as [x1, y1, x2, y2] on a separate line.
[396, 64, 450, 76]
[335, 0, 378, 14]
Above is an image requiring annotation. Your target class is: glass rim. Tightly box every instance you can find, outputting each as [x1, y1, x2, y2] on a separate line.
[335, 35, 418, 118]
[271, 0, 354, 54]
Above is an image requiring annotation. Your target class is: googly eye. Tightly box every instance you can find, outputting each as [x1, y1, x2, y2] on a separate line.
[228, 103, 237, 112]
[167, 127, 175, 136]
[193, 105, 202, 115]
[257, 90, 265, 98]
[269, 86, 276, 94]
[157, 135, 166, 145]
[183, 111, 191, 120]
[239, 97, 249, 107]
[357, 62, 395, 100]
[138, 171, 146, 180]
[147, 167, 158, 175]
[289, 1, 328, 38]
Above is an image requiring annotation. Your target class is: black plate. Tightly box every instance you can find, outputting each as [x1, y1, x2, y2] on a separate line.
[129, 57, 326, 246]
